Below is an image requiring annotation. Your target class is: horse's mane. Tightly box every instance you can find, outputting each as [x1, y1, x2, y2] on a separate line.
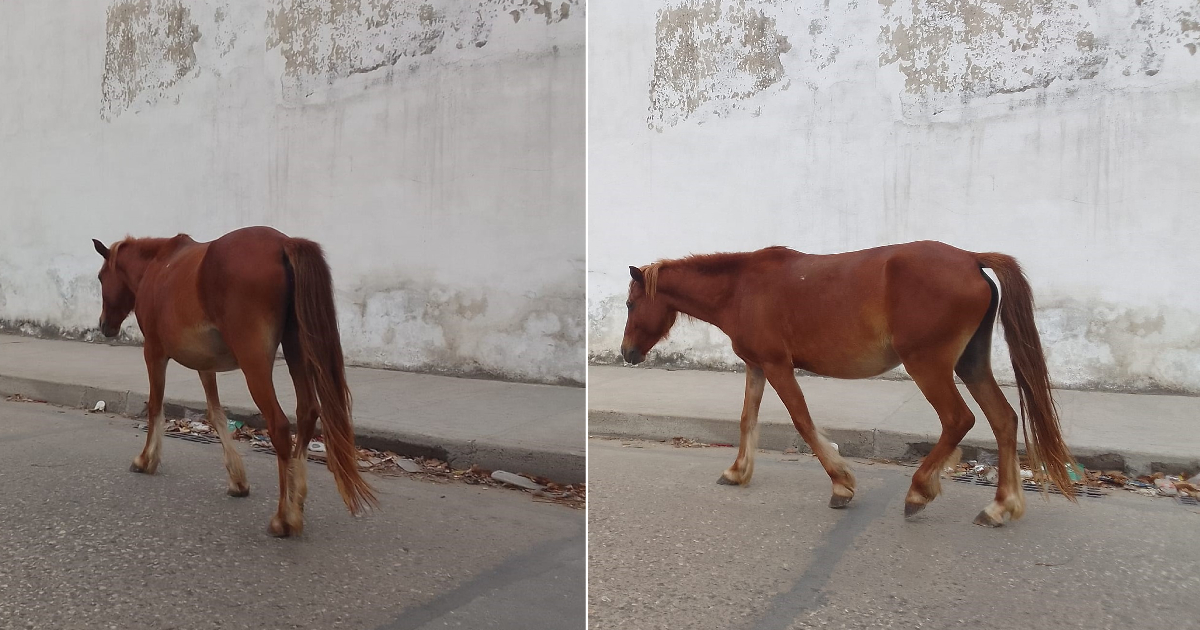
[107, 234, 191, 271]
[639, 246, 793, 298]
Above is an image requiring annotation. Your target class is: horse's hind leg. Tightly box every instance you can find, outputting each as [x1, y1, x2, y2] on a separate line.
[238, 352, 302, 537]
[956, 315, 1025, 526]
[719, 366, 765, 486]
[902, 358, 976, 518]
[763, 364, 856, 508]
[282, 325, 320, 513]
[962, 377, 1025, 526]
[199, 371, 250, 497]
[131, 348, 168, 475]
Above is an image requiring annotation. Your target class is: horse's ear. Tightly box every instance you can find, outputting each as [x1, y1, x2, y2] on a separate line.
[93, 239, 110, 259]
[629, 266, 645, 284]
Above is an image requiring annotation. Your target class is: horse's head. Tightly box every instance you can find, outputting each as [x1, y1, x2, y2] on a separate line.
[621, 264, 678, 365]
[92, 238, 135, 338]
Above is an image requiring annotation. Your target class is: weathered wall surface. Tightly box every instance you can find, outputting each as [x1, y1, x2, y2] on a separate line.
[0, 0, 585, 385]
[589, 0, 1200, 393]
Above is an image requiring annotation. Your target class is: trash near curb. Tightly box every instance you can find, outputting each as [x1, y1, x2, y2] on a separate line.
[492, 470, 544, 491]
[144, 416, 585, 509]
[947, 458, 1200, 507]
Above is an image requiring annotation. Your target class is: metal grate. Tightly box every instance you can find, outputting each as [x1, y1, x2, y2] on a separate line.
[950, 473, 1107, 499]
[143, 427, 328, 464]
[1178, 495, 1199, 507]
[165, 431, 221, 446]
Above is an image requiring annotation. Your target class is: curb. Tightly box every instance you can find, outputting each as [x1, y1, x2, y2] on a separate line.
[0, 374, 585, 484]
[587, 410, 1200, 477]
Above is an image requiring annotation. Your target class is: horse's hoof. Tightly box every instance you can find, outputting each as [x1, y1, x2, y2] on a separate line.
[227, 485, 250, 498]
[129, 462, 149, 474]
[267, 518, 292, 538]
[904, 501, 927, 518]
[973, 510, 1004, 528]
[829, 494, 853, 509]
[716, 475, 737, 486]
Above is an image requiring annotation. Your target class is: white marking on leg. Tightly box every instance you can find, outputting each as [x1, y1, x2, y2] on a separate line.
[724, 367, 766, 485]
[742, 425, 759, 483]
[816, 431, 854, 497]
[141, 410, 165, 473]
[289, 455, 309, 511]
[209, 407, 248, 493]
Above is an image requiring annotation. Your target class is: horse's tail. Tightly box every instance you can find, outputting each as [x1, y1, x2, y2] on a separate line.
[976, 252, 1077, 501]
[283, 238, 377, 515]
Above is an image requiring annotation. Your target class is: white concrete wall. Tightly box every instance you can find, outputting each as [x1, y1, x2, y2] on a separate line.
[0, 0, 585, 385]
[589, 0, 1200, 393]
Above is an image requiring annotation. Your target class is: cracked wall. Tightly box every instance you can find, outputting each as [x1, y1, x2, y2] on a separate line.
[648, 0, 792, 130]
[878, 0, 1200, 117]
[101, 0, 203, 120]
[592, 0, 1200, 393]
[2, 0, 585, 385]
[266, 0, 581, 102]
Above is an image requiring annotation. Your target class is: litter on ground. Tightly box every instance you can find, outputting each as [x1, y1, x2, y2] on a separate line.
[154, 415, 585, 509]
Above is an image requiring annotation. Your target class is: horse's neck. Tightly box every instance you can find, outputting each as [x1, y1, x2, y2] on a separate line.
[660, 266, 734, 326]
[121, 237, 184, 289]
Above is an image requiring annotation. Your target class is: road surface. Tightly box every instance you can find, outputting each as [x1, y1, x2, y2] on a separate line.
[0, 399, 584, 630]
[588, 438, 1200, 630]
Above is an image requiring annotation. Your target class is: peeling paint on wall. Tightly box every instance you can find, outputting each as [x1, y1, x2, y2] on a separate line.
[878, 1, 1105, 98]
[266, 0, 580, 100]
[211, 6, 239, 57]
[101, 0, 203, 120]
[1033, 299, 1200, 395]
[340, 276, 585, 385]
[648, 0, 792, 130]
[878, 0, 1200, 117]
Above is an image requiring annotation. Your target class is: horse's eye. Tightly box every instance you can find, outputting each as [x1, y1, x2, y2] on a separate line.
[626, 301, 633, 310]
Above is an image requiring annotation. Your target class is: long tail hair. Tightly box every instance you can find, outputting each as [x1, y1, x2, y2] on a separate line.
[977, 252, 1078, 501]
[284, 239, 378, 514]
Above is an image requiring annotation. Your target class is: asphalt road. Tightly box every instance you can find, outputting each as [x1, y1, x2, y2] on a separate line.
[0, 399, 584, 630]
[588, 438, 1200, 630]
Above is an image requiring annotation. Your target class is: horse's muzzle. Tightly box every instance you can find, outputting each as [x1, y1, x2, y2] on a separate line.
[99, 319, 119, 338]
[621, 345, 645, 365]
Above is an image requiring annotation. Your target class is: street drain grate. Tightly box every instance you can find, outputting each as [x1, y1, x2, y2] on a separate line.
[950, 474, 1107, 499]
[250, 442, 329, 465]
[165, 431, 222, 446]
[143, 427, 328, 464]
[1178, 495, 1199, 507]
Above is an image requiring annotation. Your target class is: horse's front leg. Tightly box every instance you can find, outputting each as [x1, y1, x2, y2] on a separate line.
[718, 366, 765, 486]
[199, 371, 250, 497]
[764, 364, 856, 508]
[131, 347, 168, 474]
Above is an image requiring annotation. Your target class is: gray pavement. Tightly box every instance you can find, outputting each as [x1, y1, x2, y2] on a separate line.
[588, 438, 1200, 630]
[0, 399, 585, 630]
[589, 365, 1200, 475]
[0, 334, 584, 483]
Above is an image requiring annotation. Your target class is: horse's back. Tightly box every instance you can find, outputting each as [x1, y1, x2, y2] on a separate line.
[733, 241, 991, 376]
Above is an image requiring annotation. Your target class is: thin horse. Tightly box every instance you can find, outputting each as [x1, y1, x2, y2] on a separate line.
[621, 241, 1077, 526]
[93, 226, 376, 536]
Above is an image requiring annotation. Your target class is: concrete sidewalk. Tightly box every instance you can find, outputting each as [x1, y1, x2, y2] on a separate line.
[589, 365, 1200, 475]
[0, 335, 584, 483]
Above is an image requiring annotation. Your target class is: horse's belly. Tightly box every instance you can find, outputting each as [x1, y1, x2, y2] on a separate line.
[170, 325, 239, 372]
[803, 355, 901, 379]
[795, 341, 900, 379]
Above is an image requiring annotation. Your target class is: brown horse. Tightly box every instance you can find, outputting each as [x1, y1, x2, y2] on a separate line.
[621, 241, 1077, 527]
[92, 226, 376, 537]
